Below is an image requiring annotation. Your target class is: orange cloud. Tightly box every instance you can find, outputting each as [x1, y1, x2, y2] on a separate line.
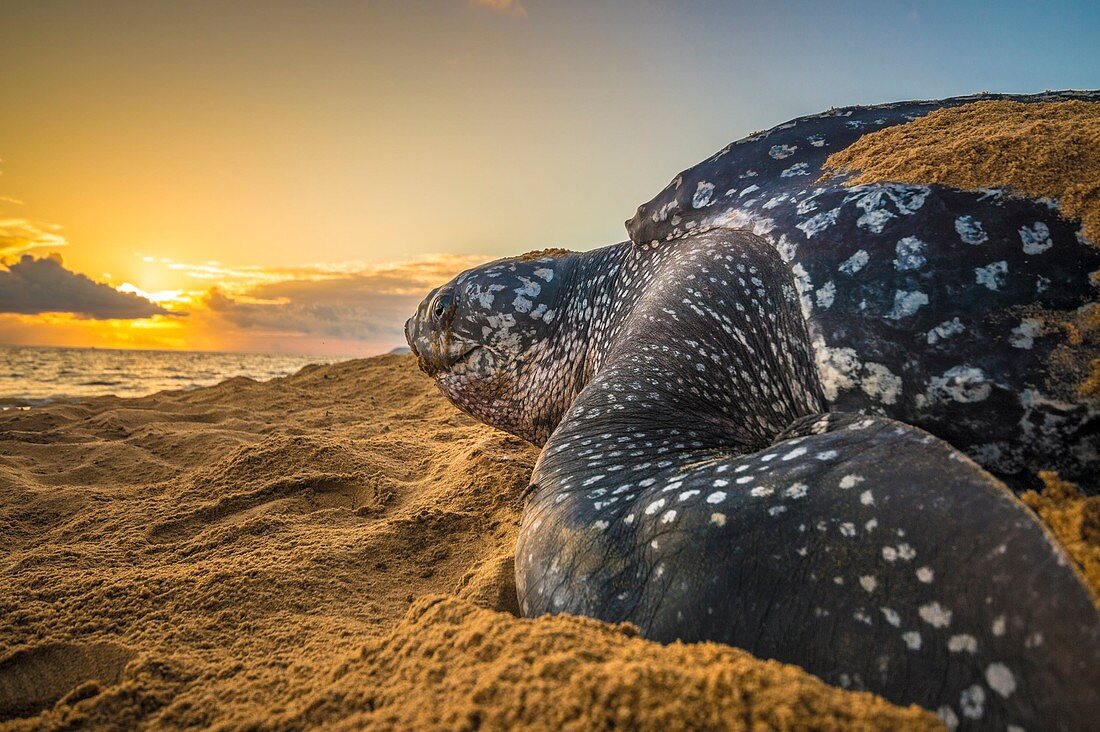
[469, 0, 527, 18]
[0, 218, 67, 260]
[199, 253, 486, 341]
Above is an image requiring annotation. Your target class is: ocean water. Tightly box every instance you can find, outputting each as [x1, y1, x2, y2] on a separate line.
[0, 345, 346, 407]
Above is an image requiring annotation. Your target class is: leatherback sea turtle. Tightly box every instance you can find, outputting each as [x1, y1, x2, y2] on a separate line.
[406, 92, 1100, 730]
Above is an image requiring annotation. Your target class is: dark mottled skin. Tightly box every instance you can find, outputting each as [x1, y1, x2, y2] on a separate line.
[407, 93, 1100, 730]
[628, 90, 1100, 493]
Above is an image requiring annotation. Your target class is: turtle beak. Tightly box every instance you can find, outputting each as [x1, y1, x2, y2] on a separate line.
[404, 317, 419, 358]
[407, 286, 463, 376]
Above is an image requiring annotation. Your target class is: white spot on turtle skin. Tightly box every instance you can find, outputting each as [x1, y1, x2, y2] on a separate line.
[692, 182, 715, 208]
[660, 509, 677, 524]
[706, 491, 727, 504]
[782, 446, 808, 461]
[975, 260, 1008, 290]
[928, 365, 993, 403]
[861, 362, 902, 405]
[678, 490, 700, 502]
[955, 215, 988, 245]
[735, 476, 753, 485]
[845, 185, 929, 233]
[859, 575, 877, 593]
[710, 512, 727, 526]
[865, 518, 878, 532]
[885, 289, 929, 319]
[902, 631, 922, 650]
[780, 161, 810, 177]
[915, 566, 934, 583]
[750, 485, 774, 498]
[769, 144, 797, 159]
[807, 134, 825, 147]
[1010, 318, 1043, 349]
[533, 267, 554, 282]
[713, 478, 730, 488]
[992, 615, 1006, 636]
[815, 280, 836, 309]
[785, 483, 809, 499]
[592, 520, 609, 531]
[790, 262, 814, 317]
[1006, 727, 1026, 732]
[812, 340, 861, 400]
[985, 663, 1017, 697]
[948, 634, 978, 653]
[815, 450, 838, 460]
[840, 474, 865, 489]
[1019, 221, 1052, 254]
[938, 705, 960, 731]
[927, 317, 965, 345]
[739, 184, 760, 197]
[893, 236, 926, 271]
[881, 607, 901, 627]
[840, 522, 856, 537]
[644, 498, 666, 515]
[883, 546, 898, 562]
[919, 601, 953, 628]
[838, 249, 869, 274]
[860, 490, 875, 506]
[959, 684, 986, 719]
[796, 208, 841, 238]
[768, 505, 787, 516]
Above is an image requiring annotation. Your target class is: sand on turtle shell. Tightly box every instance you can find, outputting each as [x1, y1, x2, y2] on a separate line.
[823, 100, 1100, 245]
[0, 354, 941, 730]
[824, 100, 1100, 405]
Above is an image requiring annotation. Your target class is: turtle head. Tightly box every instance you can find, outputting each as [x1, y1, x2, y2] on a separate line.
[406, 249, 580, 444]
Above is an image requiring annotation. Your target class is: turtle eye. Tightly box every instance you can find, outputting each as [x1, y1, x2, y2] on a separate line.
[432, 292, 453, 322]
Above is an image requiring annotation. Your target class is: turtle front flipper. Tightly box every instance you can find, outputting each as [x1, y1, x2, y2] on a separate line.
[519, 404, 1100, 730]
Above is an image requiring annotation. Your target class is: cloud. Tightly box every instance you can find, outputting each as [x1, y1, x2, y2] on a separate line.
[0, 253, 178, 319]
[469, 0, 527, 18]
[201, 253, 485, 341]
[0, 218, 68, 260]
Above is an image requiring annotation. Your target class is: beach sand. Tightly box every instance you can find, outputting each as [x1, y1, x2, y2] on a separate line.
[0, 355, 949, 730]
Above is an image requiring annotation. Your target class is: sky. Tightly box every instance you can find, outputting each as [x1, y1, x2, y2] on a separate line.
[1, 1, 1097, 355]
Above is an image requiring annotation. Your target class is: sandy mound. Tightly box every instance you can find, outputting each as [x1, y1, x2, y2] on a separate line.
[266, 596, 933, 731]
[0, 355, 945, 729]
[824, 100, 1100, 244]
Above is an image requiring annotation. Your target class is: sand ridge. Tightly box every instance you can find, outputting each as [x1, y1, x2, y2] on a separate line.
[0, 355, 943, 730]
